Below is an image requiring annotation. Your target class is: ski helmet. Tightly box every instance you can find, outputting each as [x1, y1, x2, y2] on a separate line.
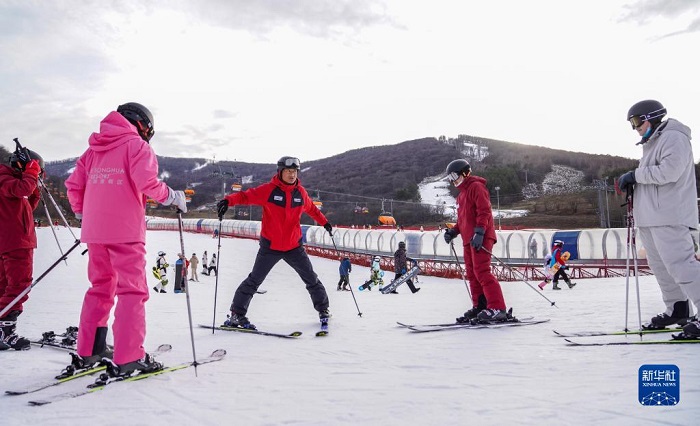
[398, 241, 406, 249]
[158, 251, 166, 256]
[373, 255, 381, 262]
[627, 100, 666, 129]
[553, 240, 564, 247]
[117, 102, 155, 142]
[277, 156, 301, 171]
[445, 159, 471, 182]
[9, 149, 44, 174]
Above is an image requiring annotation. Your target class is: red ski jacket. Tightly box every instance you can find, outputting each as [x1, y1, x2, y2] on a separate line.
[0, 164, 41, 254]
[224, 175, 328, 252]
[451, 175, 497, 246]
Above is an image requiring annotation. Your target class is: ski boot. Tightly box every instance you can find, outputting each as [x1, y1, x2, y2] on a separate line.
[456, 294, 487, 323]
[552, 281, 562, 290]
[0, 310, 30, 351]
[223, 312, 256, 330]
[538, 279, 550, 290]
[565, 279, 576, 289]
[644, 300, 692, 330]
[476, 308, 509, 323]
[319, 309, 330, 326]
[679, 319, 700, 339]
[102, 353, 163, 379]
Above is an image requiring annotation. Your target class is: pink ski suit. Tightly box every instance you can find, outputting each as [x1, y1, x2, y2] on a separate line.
[65, 111, 170, 364]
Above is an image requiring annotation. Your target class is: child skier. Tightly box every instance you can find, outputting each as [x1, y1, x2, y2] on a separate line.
[152, 251, 169, 293]
[201, 251, 208, 275]
[547, 240, 575, 290]
[538, 249, 571, 290]
[337, 257, 352, 291]
[360, 256, 384, 291]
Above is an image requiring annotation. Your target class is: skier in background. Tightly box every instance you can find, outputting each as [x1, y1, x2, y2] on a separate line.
[337, 257, 352, 291]
[201, 251, 208, 276]
[443, 159, 509, 323]
[392, 241, 420, 294]
[174, 253, 190, 293]
[203, 253, 217, 276]
[216, 156, 332, 330]
[550, 240, 575, 290]
[189, 253, 199, 282]
[65, 102, 188, 376]
[0, 148, 43, 351]
[152, 251, 169, 293]
[360, 255, 385, 291]
[618, 99, 700, 336]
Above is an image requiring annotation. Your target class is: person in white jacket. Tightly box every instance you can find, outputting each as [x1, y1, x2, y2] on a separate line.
[618, 99, 700, 336]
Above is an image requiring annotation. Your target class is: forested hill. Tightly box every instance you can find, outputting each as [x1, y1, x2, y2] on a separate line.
[3, 136, 645, 227]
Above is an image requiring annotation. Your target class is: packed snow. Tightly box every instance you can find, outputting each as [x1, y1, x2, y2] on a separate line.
[1, 227, 698, 425]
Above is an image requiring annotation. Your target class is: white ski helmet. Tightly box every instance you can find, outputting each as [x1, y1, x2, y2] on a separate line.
[553, 240, 564, 247]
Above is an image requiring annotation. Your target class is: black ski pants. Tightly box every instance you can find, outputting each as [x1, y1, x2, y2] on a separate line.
[231, 243, 329, 315]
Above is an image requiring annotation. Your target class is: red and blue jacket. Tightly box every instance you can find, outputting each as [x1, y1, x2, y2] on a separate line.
[224, 175, 328, 252]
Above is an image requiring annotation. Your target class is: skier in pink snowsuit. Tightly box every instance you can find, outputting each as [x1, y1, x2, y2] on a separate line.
[66, 103, 188, 373]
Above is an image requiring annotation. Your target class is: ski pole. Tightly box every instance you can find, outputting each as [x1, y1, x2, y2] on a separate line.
[329, 232, 363, 317]
[0, 239, 81, 318]
[622, 187, 643, 333]
[449, 241, 472, 299]
[39, 191, 67, 265]
[38, 177, 81, 242]
[176, 209, 199, 375]
[211, 216, 223, 333]
[482, 248, 558, 307]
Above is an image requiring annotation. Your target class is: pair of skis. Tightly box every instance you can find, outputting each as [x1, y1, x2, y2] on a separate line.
[553, 327, 700, 346]
[397, 317, 550, 333]
[200, 323, 329, 338]
[6, 344, 226, 405]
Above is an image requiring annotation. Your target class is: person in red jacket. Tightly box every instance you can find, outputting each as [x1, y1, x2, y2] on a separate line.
[216, 156, 332, 330]
[0, 148, 44, 350]
[443, 159, 509, 323]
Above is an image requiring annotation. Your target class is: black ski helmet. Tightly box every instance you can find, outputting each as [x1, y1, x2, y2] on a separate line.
[277, 156, 301, 171]
[9, 149, 44, 174]
[445, 159, 471, 182]
[117, 102, 155, 142]
[398, 241, 406, 249]
[627, 100, 666, 128]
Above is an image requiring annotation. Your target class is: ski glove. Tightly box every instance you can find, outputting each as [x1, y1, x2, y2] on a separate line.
[163, 188, 188, 213]
[14, 148, 31, 167]
[24, 160, 41, 179]
[324, 222, 333, 236]
[216, 199, 229, 218]
[470, 227, 485, 251]
[618, 171, 636, 192]
[444, 228, 458, 244]
[401, 268, 406, 274]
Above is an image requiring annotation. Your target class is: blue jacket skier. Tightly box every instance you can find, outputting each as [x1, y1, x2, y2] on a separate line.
[337, 257, 352, 291]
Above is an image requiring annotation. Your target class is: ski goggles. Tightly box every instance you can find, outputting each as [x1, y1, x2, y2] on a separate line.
[279, 157, 301, 169]
[628, 108, 665, 130]
[628, 116, 646, 130]
[446, 172, 462, 183]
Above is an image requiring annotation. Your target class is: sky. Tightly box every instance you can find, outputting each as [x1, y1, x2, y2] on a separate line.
[2, 227, 698, 424]
[1, 0, 700, 165]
